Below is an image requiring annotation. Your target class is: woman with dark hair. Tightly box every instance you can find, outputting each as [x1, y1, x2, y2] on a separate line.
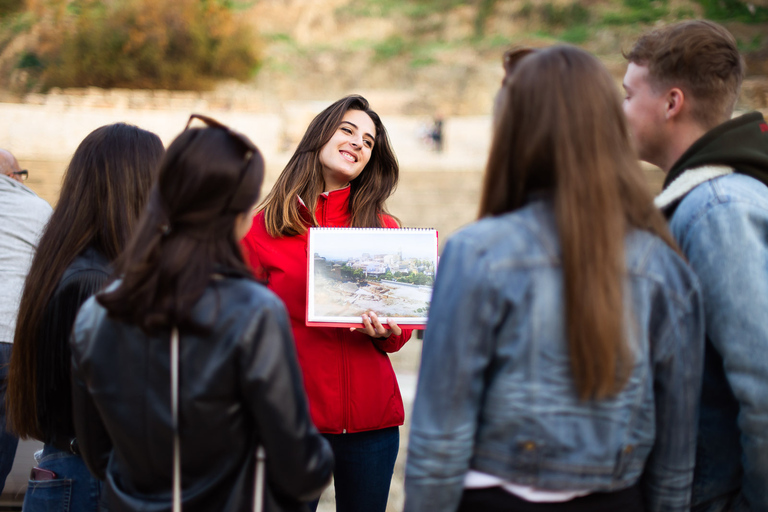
[70, 115, 333, 512]
[7, 122, 164, 511]
[404, 46, 705, 512]
[243, 95, 411, 512]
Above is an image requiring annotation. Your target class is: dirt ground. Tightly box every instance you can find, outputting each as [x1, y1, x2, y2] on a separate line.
[313, 270, 431, 319]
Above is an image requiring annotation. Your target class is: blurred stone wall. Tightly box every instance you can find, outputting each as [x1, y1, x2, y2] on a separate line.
[1, 96, 493, 245]
[0, 89, 678, 245]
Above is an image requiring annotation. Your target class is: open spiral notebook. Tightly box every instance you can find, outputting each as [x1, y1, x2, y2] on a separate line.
[306, 227, 438, 328]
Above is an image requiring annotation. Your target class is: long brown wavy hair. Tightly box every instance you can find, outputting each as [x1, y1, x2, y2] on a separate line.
[480, 46, 679, 400]
[8, 123, 164, 438]
[260, 95, 399, 237]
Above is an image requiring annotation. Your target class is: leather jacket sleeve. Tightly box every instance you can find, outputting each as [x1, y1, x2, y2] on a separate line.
[41, 262, 110, 446]
[70, 297, 112, 480]
[239, 298, 334, 502]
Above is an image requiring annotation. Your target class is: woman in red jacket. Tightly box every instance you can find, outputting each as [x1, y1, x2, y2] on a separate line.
[243, 95, 411, 512]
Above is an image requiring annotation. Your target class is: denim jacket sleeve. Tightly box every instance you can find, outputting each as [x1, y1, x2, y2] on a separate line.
[672, 193, 768, 509]
[641, 269, 704, 512]
[404, 234, 499, 512]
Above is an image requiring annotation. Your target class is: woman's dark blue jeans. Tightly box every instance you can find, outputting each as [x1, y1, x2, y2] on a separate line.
[22, 444, 101, 512]
[0, 342, 19, 493]
[309, 426, 399, 512]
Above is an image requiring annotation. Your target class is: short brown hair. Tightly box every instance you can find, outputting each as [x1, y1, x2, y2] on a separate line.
[625, 20, 744, 129]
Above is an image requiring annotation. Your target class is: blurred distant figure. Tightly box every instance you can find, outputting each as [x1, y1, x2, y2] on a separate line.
[0, 149, 51, 493]
[7, 124, 164, 511]
[405, 46, 704, 512]
[430, 115, 444, 153]
[623, 20, 768, 512]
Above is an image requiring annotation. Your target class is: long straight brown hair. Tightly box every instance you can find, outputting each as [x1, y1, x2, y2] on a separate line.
[480, 46, 679, 400]
[260, 95, 399, 237]
[8, 123, 164, 438]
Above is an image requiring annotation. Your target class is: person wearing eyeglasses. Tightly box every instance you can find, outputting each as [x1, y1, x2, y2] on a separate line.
[242, 95, 412, 512]
[68, 115, 333, 512]
[6, 124, 164, 511]
[0, 148, 52, 494]
[0, 148, 29, 184]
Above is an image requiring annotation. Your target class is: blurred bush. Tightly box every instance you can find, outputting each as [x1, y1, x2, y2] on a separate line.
[27, 0, 260, 90]
[517, 2, 591, 28]
[0, 0, 24, 16]
[695, 0, 768, 22]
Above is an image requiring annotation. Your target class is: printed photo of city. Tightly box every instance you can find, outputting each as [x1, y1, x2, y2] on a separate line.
[307, 228, 438, 325]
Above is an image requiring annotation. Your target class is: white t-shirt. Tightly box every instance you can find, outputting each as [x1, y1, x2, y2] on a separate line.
[464, 470, 591, 503]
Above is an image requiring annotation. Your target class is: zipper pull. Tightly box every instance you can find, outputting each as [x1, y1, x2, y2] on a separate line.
[342, 429, 347, 434]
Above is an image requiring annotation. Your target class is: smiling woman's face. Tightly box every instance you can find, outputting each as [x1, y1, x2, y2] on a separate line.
[319, 109, 376, 192]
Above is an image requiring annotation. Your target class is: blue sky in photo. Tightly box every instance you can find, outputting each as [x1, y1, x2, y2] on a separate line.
[310, 228, 437, 262]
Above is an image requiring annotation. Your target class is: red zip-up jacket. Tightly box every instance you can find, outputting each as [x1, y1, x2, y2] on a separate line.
[242, 186, 412, 434]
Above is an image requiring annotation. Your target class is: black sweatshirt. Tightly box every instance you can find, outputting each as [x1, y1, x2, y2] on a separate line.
[664, 111, 768, 190]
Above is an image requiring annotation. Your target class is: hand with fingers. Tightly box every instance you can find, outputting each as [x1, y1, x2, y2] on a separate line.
[350, 311, 402, 339]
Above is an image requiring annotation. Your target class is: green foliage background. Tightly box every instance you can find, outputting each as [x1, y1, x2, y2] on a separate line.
[1, 0, 767, 92]
[6, 0, 260, 90]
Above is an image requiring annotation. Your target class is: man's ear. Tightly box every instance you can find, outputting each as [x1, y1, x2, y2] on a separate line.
[665, 87, 685, 120]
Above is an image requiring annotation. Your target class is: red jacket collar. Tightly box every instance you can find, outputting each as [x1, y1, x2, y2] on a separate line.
[297, 186, 352, 228]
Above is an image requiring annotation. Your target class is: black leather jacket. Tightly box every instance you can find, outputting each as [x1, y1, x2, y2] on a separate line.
[38, 246, 109, 451]
[70, 273, 333, 512]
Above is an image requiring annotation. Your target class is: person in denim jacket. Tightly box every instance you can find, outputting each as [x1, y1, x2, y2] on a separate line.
[623, 21, 768, 512]
[404, 46, 704, 512]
